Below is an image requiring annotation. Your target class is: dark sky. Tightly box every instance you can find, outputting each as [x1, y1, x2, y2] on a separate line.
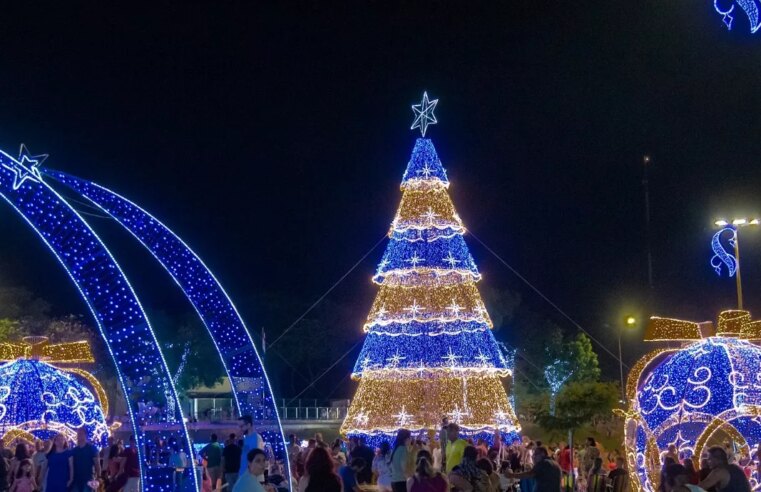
[0, 2, 760, 395]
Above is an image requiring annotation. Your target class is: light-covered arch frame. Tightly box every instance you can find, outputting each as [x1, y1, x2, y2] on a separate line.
[0, 149, 197, 492]
[45, 170, 289, 469]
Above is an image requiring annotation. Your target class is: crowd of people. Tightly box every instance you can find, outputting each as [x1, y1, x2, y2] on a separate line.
[659, 444, 753, 492]
[283, 425, 630, 492]
[0, 419, 756, 492]
[0, 415, 286, 492]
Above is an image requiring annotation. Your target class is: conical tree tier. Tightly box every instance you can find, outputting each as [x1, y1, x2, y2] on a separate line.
[341, 375, 519, 436]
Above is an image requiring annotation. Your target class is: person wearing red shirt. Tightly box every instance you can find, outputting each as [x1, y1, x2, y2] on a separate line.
[559, 446, 572, 474]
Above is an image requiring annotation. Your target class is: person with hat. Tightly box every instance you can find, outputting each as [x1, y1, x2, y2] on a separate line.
[444, 423, 468, 474]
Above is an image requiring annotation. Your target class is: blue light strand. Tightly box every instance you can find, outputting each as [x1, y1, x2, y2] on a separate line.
[373, 233, 480, 282]
[365, 320, 490, 336]
[44, 169, 289, 477]
[710, 227, 738, 277]
[0, 149, 197, 491]
[544, 360, 573, 416]
[715, 0, 761, 32]
[352, 330, 509, 376]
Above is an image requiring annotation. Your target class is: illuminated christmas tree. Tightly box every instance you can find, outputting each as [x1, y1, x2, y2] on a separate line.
[341, 93, 520, 442]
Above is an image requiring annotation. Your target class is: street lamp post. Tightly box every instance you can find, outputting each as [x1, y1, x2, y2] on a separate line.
[714, 218, 759, 310]
[620, 316, 636, 403]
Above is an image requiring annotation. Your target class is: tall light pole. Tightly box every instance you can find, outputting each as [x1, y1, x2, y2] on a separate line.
[643, 155, 653, 291]
[620, 316, 636, 403]
[714, 218, 759, 310]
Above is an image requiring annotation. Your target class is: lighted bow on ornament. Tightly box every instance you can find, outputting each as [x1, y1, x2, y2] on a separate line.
[0, 337, 94, 363]
[0, 337, 113, 446]
[622, 310, 761, 492]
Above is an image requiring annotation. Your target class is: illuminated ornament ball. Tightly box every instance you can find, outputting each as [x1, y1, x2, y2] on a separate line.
[0, 358, 109, 446]
[624, 310, 761, 492]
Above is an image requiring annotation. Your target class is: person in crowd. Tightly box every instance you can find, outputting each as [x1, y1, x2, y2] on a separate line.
[476, 458, 500, 492]
[105, 441, 122, 488]
[408, 449, 447, 492]
[168, 442, 188, 492]
[581, 438, 600, 477]
[490, 432, 502, 457]
[587, 457, 607, 492]
[449, 446, 489, 491]
[31, 441, 47, 492]
[683, 458, 700, 485]
[698, 456, 711, 482]
[223, 433, 242, 490]
[10, 443, 30, 483]
[70, 428, 100, 492]
[42, 433, 72, 492]
[476, 440, 489, 461]
[288, 435, 302, 475]
[665, 463, 706, 492]
[431, 440, 443, 472]
[314, 433, 326, 448]
[665, 446, 680, 464]
[201, 433, 223, 490]
[297, 446, 342, 492]
[238, 416, 265, 479]
[661, 457, 677, 492]
[119, 435, 141, 492]
[339, 457, 366, 492]
[373, 441, 393, 492]
[391, 429, 414, 492]
[445, 424, 469, 474]
[558, 445, 572, 483]
[9, 459, 35, 492]
[503, 445, 562, 492]
[0, 449, 8, 492]
[698, 446, 751, 492]
[233, 448, 275, 492]
[350, 436, 374, 484]
[439, 418, 449, 473]
[608, 457, 629, 492]
[331, 440, 347, 467]
[200, 458, 213, 492]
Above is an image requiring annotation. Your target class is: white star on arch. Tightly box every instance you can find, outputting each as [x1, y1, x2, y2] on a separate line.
[1, 144, 48, 190]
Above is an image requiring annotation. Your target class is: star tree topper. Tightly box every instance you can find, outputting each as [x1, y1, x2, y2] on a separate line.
[411, 91, 438, 137]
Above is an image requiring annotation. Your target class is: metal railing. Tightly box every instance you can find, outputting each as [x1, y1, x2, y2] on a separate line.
[279, 406, 348, 421]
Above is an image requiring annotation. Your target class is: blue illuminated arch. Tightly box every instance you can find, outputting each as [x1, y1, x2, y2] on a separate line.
[0, 149, 197, 491]
[45, 169, 289, 468]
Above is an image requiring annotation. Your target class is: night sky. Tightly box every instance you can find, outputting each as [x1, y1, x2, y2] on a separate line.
[1, 2, 760, 396]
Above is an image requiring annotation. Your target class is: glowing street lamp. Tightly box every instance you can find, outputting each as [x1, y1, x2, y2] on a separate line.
[619, 316, 637, 403]
[712, 218, 759, 309]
